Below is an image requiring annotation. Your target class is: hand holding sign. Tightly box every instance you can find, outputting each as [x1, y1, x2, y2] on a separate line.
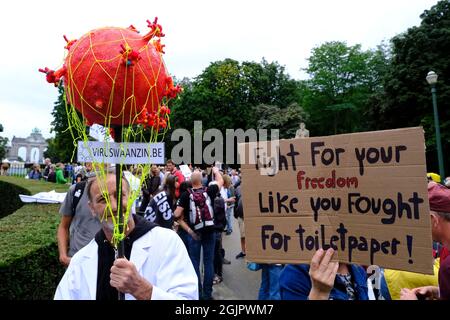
[400, 285, 439, 300]
[308, 248, 339, 300]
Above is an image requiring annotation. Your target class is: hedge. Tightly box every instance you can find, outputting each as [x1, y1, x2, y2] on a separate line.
[0, 177, 69, 299]
[0, 180, 30, 219]
[0, 176, 68, 219]
[0, 176, 69, 194]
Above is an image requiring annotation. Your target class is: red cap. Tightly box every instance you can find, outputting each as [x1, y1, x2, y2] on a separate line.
[428, 181, 450, 213]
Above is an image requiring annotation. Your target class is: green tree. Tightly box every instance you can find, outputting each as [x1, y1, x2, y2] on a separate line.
[0, 136, 8, 161]
[46, 85, 79, 163]
[375, 0, 450, 172]
[171, 58, 302, 133]
[302, 41, 389, 136]
[256, 103, 308, 139]
[168, 59, 303, 163]
[0, 123, 7, 160]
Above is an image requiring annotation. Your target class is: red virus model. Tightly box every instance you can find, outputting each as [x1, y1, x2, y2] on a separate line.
[39, 18, 181, 129]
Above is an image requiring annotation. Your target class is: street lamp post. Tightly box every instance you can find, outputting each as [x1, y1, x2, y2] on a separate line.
[426, 71, 445, 182]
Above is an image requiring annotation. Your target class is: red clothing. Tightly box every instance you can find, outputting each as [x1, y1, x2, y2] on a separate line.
[440, 247, 450, 262]
[172, 169, 185, 199]
[439, 253, 450, 300]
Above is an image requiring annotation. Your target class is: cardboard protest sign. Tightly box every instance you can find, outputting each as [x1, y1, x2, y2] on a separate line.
[239, 127, 433, 274]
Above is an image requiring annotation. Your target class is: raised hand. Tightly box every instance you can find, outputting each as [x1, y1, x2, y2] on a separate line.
[308, 248, 339, 300]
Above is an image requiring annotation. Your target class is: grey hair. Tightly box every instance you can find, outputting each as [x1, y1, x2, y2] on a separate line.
[436, 211, 450, 222]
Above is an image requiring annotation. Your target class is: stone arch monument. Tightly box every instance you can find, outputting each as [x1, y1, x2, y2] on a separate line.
[8, 128, 48, 163]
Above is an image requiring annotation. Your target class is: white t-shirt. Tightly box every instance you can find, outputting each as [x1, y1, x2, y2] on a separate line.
[220, 187, 229, 210]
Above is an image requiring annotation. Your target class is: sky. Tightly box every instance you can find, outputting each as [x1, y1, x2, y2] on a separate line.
[0, 0, 440, 145]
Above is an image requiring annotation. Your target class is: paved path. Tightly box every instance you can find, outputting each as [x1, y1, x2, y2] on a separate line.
[212, 218, 261, 300]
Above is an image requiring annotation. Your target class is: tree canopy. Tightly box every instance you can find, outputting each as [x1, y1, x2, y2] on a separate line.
[0, 123, 7, 161]
[44, 85, 79, 163]
[301, 41, 389, 136]
[374, 0, 450, 172]
[0, 137, 7, 161]
[170, 58, 303, 133]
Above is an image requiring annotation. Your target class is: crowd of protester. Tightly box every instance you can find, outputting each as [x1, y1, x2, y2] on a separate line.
[48, 157, 450, 300]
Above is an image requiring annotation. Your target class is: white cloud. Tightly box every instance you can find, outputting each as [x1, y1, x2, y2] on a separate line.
[0, 0, 440, 141]
[0, 100, 54, 143]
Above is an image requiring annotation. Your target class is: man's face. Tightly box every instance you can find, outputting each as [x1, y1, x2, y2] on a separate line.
[85, 162, 93, 172]
[89, 175, 130, 231]
[166, 162, 174, 172]
[430, 212, 449, 248]
[431, 213, 439, 242]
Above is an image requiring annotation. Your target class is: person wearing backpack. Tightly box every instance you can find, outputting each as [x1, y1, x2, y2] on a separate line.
[174, 167, 224, 300]
[57, 175, 102, 266]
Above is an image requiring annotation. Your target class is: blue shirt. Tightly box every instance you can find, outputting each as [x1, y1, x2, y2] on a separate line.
[28, 170, 41, 180]
[280, 264, 369, 300]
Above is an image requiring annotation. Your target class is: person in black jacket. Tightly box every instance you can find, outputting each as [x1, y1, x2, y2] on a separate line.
[234, 182, 246, 259]
[139, 165, 161, 212]
[143, 175, 176, 230]
[43, 158, 52, 181]
[210, 183, 226, 284]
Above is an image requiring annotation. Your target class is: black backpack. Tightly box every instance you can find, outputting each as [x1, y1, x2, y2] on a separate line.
[72, 180, 87, 216]
[234, 187, 242, 219]
[213, 195, 226, 231]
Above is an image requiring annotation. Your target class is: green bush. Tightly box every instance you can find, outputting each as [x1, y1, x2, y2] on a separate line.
[0, 178, 68, 299]
[0, 180, 30, 219]
[0, 176, 68, 219]
[0, 243, 64, 299]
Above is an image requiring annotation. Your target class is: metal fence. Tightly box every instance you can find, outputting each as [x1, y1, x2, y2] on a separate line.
[7, 162, 28, 177]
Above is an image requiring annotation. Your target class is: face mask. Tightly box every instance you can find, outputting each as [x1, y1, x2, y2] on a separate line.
[102, 219, 115, 232]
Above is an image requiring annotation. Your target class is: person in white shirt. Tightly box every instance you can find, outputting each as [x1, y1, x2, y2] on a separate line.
[230, 169, 240, 187]
[54, 170, 198, 300]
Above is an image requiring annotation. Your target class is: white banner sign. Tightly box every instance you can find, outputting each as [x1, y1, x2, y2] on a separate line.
[78, 141, 165, 164]
[179, 164, 192, 179]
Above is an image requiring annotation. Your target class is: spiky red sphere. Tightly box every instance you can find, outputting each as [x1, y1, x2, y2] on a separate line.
[63, 26, 171, 126]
